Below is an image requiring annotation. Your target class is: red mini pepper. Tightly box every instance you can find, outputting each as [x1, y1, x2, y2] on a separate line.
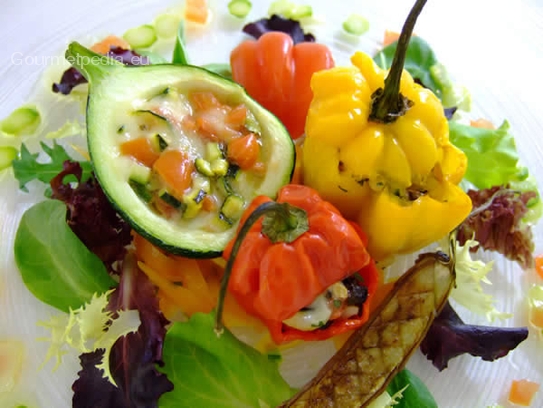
[215, 184, 380, 344]
[230, 31, 335, 140]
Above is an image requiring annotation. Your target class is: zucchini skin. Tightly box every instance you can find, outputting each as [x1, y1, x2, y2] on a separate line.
[84, 64, 295, 258]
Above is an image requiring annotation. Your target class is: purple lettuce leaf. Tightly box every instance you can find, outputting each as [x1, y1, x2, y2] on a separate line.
[53, 46, 150, 95]
[456, 186, 536, 269]
[243, 14, 315, 44]
[72, 254, 173, 408]
[420, 301, 528, 371]
[50, 160, 132, 273]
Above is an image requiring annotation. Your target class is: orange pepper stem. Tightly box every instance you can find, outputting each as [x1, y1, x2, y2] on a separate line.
[214, 201, 309, 335]
[369, 0, 427, 124]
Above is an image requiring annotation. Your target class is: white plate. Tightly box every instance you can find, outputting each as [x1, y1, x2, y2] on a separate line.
[1, 0, 542, 407]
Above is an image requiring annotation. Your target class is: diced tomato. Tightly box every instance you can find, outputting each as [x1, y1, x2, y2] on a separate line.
[196, 108, 242, 142]
[181, 115, 198, 132]
[202, 195, 217, 212]
[90, 35, 130, 54]
[152, 150, 194, 197]
[120, 137, 160, 167]
[470, 118, 495, 129]
[190, 91, 221, 111]
[534, 255, 543, 279]
[227, 133, 260, 170]
[383, 30, 400, 46]
[225, 104, 248, 127]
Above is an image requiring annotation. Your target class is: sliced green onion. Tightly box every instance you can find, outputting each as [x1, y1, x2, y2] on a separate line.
[123, 25, 157, 49]
[228, 0, 252, 18]
[268, 0, 312, 19]
[290, 4, 312, 19]
[0, 106, 41, 136]
[342, 14, 370, 36]
[154, 13, 182, 38]
[0, 146, 18, 171]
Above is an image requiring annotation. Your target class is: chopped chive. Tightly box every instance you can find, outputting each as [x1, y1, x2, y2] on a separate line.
[0, 146, 18, 171]
[0, 106, 41, 136]
[154, 13, 182, 38]
[267, 353, 282, 362]
[123, 24, 157, 49]
[228, 0, 252, 18]
[342, 14, 370, 36]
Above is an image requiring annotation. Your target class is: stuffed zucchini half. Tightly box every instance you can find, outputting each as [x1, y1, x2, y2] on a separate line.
[66, 42, 295, 258]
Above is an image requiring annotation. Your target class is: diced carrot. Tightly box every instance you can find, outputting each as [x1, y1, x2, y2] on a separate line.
[534, 255, 543, 279]
[508, 379, 540, 406]
[152, 150, 194, 197]
[190, 91, 221, 111]
[227, 133, 260, 170]
[383, 30, 400, 46]
[90, 35, 130, 54]
[226, 104, 248, 127]
[120, 137, 160, 167]
[470, 118, 495, 129]
[185, 0, 209, 24]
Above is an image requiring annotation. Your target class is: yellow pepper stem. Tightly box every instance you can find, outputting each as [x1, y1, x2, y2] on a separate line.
[369, 0, 427, 124]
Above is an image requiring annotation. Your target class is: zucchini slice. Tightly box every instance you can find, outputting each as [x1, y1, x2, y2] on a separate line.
[67, 42, 295, 258]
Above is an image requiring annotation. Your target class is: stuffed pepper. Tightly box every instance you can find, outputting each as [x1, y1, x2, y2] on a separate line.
[215, 184, 379, 344]
[302, 3, 471, 261]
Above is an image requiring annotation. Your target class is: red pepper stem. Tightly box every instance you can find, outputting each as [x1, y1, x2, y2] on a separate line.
[214, 201, 309, 336]
[369, 0, 427, 123]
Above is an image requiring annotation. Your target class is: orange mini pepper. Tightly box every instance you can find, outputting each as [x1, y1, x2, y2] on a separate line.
[214, 184, 379, 344]
[230, 31, 334, 139]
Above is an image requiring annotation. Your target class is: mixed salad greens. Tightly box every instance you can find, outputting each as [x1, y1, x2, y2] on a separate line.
[1, 0, 543, 407]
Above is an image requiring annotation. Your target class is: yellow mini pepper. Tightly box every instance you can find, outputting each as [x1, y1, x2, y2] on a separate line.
[302, 0, 471, 261]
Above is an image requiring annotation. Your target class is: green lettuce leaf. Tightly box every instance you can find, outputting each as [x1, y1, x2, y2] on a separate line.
[38, 290, 141, 385]
[14, 199, 116, 312]
[373, 37, 471, 110]
[386, 369, 437, 408]
[11, 141, 92, 193]
[374, 37, 439, 96]
[450, 238, 511, 322]
[449, 120, 520, 189]
[159, 312, 295, 408]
